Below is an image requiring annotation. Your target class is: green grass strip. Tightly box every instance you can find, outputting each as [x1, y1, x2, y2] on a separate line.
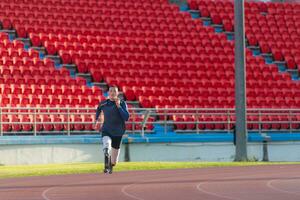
[0, 161, 299, 179]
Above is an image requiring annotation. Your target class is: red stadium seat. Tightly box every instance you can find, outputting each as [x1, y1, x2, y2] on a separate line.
[11, 116, 22, 132]
[71, 116, 84, 131]
[42, 116, 54, 131]
[21, 116, 33, 131]
[53, 116, 64, 131]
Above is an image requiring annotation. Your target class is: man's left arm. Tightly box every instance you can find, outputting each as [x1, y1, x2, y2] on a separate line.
[117, 100, 130, 121]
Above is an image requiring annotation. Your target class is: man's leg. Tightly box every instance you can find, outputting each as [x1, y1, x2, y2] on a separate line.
[102, 136, 112, 173]
[111, 147, 120, 166]
[111, 136, 122, 167]
[102, 136, 112, 154]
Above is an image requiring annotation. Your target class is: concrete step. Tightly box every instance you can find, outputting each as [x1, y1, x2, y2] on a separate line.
[31, 46, 46, 57]
[0, 29, 17, 40]
[273, 60, 287, 72]
[211, 24, 223, 32]
[200, 17, 211, 26]
[15, 38, 31, 49]
[247, 45, 260, 51]
[273, 61, 287, 65]
[286, 69, 299, 80]
[76, 73, 92, 84]
[93, 82, 109, 93]
[188, 10, 200, 18]
[45, 55, 61, 65]
[62, 64, 77, 75]
[247, 45, 261, 56]
[261, 53, 273, 64]
[224, 31, 234, 40]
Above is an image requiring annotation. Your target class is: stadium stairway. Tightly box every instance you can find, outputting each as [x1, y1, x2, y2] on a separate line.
[175, 1, 300, 81]
[0, 28, 93, 85]
[0, 25, 141, 108]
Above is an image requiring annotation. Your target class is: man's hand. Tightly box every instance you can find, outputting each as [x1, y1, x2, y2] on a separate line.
[93, 121, 102, 130]
[93, 122, 97, 130]
[115, 98, 121, 108]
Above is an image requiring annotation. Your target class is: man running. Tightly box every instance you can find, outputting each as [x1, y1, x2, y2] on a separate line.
[94, 86, 130, 173]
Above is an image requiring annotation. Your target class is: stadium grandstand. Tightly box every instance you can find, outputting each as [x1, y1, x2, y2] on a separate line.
[0, 0, 300, 141]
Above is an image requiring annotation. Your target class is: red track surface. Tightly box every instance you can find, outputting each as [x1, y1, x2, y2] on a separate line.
[0, 165, 299, 200]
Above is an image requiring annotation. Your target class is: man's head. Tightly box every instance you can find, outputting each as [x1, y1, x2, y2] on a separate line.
[108, 86, 119, 100]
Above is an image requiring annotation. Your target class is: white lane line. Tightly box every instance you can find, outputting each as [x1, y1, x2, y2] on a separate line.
[120, 170, 204, 200]
[121, 184, 145, 200]
[267, 179, 300, 196]
[195, 172, 294, 200]
[41, 177, 106, 200]
[41, 187, 54, 200]
[196, 182, 241, 200]
[195, 169, 300, 200]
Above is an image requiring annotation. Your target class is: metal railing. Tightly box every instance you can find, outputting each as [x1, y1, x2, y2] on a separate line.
[1, 107, 300, 137]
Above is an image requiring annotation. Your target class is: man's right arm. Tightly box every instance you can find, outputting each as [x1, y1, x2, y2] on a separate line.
[95, 104, 102, 122]
[94, 101, 105, 129]
[95, 100, 107, 121]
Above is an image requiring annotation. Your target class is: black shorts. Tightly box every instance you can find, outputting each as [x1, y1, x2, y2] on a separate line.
[102, 132, 123, 149]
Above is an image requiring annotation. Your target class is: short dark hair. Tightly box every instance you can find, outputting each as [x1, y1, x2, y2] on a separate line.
[109, 85, 118, 90]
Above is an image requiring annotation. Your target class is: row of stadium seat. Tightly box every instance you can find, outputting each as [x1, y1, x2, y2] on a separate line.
[0, 1, 170, 12]
[137, 98, 300, 108]
[0, 95, 101, 107]
[0, 75, 87, 85]
[4, 14, 200, 25]
[1, 114, 154, 132]
[0, 84, 101, 96]
[0, 67, 70, 76]
[122, 86, 300, 100]
[174, 119, 300, 131]
[5, 18, 211, 31]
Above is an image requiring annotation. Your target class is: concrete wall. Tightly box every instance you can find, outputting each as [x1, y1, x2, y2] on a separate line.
[0, 142, 300, 165]
[0, 144, 105, 165]
[127, 142, 300, 162]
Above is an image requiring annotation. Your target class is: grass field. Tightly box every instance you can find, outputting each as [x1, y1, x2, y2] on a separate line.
[0, 162, 299, 179]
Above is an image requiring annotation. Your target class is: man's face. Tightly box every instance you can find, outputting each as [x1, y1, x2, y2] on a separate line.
[108, 87, 118, 100]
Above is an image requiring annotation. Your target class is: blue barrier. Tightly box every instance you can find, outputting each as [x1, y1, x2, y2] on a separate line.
[1, 133, 300, 145]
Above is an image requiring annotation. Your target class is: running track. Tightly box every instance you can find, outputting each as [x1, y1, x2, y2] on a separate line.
[0, 165, 299, 200]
